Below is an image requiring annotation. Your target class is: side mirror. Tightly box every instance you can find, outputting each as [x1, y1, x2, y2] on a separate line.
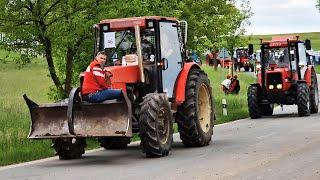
[305, 39, 311, 50]
[248, 44, 254, 55]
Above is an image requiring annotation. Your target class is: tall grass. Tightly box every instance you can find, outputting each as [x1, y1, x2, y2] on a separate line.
[0, 56, 54, 166]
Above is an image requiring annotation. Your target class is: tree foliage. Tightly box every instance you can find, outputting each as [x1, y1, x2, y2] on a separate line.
[0, 0, 252, 99]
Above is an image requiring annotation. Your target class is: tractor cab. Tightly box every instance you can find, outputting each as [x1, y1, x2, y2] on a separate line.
[247, 36, 318, 119]
[93, 16, 187, 98]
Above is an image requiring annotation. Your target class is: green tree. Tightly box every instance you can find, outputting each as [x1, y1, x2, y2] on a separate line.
[0, 0, 251, 99]
[224, 0, 252, 76]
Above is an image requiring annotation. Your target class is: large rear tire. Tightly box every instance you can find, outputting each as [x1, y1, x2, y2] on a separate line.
[52, 138, 86, 160]
[297, 83, 310, 116]
[98, 137, 130, 150]
[139, 93, 173, 157]
[176, 69, 214, 147]
[309, 71, 319, 113]
[247, 85, 261, 119]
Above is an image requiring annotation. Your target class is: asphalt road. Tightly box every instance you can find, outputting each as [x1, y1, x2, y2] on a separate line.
[1, 104, 320, 180]
[1, 75, 319, 180]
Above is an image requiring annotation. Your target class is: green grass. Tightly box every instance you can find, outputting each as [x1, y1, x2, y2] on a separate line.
[248, 32, 320, 51]
[0, 50, 255, 166]
[315, 65, 320, 74]
[201, 66, 256, 124]
[0, 55, 54, 166]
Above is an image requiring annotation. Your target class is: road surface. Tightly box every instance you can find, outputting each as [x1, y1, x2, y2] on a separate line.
[1, 104, 320, 180]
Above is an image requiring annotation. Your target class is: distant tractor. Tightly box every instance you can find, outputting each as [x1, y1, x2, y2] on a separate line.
[234, 46, 254, 72]
[23, 16, 215, 159]
[247, 36, 319, 118]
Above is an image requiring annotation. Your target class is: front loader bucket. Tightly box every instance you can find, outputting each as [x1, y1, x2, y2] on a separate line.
[23, 88, 132, 139]
[73, 100, 132, 137]
[23, 96, 71, 138]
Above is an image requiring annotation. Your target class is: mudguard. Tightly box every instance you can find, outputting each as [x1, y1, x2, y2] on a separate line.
[174, 62, 200, 105]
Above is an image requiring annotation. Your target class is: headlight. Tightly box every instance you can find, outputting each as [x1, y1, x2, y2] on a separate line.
[276, 84, 282, 89]
[269, 85, 274, 90]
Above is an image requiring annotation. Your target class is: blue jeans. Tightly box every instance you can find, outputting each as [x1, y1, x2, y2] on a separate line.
[83, 89, 122, 103]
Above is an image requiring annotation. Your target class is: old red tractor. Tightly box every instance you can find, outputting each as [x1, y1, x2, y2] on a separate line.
[234, 46, 254, 72]
[23, 16, 215, 159]
[247, 36, 318, 118]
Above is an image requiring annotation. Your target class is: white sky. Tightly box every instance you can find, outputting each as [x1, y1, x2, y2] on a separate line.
[246, 0, 320, 35]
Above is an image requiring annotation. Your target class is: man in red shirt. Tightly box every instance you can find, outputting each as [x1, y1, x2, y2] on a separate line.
[82, 51, 121, 102]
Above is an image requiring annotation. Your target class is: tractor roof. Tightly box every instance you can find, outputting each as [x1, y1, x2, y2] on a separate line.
[261, 36, 301, 48]
[98, 16, 177, 30]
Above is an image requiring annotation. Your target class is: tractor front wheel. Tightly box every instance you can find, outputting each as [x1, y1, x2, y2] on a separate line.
[139, 93, 173, 157]
[98, 137, 131, 150]
[244, 66, 250, 72]
[260, 104, 274, 116]
[247, 85, 261, 119]
[309, 71, 319, 113]
[52, 138, 86, 160]
[176, 69, 214, 147]
[297, 83, 310, 116]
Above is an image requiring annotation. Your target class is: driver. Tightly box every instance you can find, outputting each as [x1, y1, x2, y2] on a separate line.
[141, 36, 155, 61]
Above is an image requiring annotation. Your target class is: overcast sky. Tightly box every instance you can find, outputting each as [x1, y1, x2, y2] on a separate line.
[246, 0, 320, 35]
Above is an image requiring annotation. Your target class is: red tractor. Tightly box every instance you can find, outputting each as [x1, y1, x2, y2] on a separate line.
[23, 16, 215, 159]
[247, 36, 319, 118]
[234, 47, 254, 72]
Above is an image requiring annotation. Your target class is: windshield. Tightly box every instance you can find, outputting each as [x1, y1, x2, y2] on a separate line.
[263, 47, 293, 68]
[236, 49, 248, 58]
[100, 28, 156, 66]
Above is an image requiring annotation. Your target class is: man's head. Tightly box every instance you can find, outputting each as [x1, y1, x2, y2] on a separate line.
[95, 51, 107, 66]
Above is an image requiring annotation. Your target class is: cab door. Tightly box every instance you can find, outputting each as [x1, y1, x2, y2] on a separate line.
[159, 21, 183, 98]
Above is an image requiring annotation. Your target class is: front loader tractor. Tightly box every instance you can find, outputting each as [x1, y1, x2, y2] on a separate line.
[247, 36, 319, 119]
[24, 16, 215, 159]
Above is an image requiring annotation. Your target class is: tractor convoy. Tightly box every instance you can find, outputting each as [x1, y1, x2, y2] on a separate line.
[247, 36, 319, 118]
[24, 16, 214, 159]
[22, 16, 319, 161]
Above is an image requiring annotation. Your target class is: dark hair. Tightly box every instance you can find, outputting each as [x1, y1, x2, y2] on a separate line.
[96, 51, 107, 57]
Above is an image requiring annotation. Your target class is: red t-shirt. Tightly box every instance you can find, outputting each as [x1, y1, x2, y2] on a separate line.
[82, 60, 109, 95]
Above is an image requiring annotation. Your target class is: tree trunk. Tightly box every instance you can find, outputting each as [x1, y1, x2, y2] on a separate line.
[64, 47, 74, 95]
[43, 37, 64, 96]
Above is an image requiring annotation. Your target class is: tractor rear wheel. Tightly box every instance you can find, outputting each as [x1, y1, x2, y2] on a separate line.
[98, 137, 130, 150]
[247, 85, 261, 119]
[176, 69, 214, 147]
[260, 104, 274, 116]
[139, 93, 173, 157]
[297, 83, 310, 116]
[52, 138, 86, 160]
[309, 71, 319, 113]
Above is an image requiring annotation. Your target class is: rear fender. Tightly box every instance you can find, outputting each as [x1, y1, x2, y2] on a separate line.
[174, 62, 200, 105]
[303, 66, 314, 86]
